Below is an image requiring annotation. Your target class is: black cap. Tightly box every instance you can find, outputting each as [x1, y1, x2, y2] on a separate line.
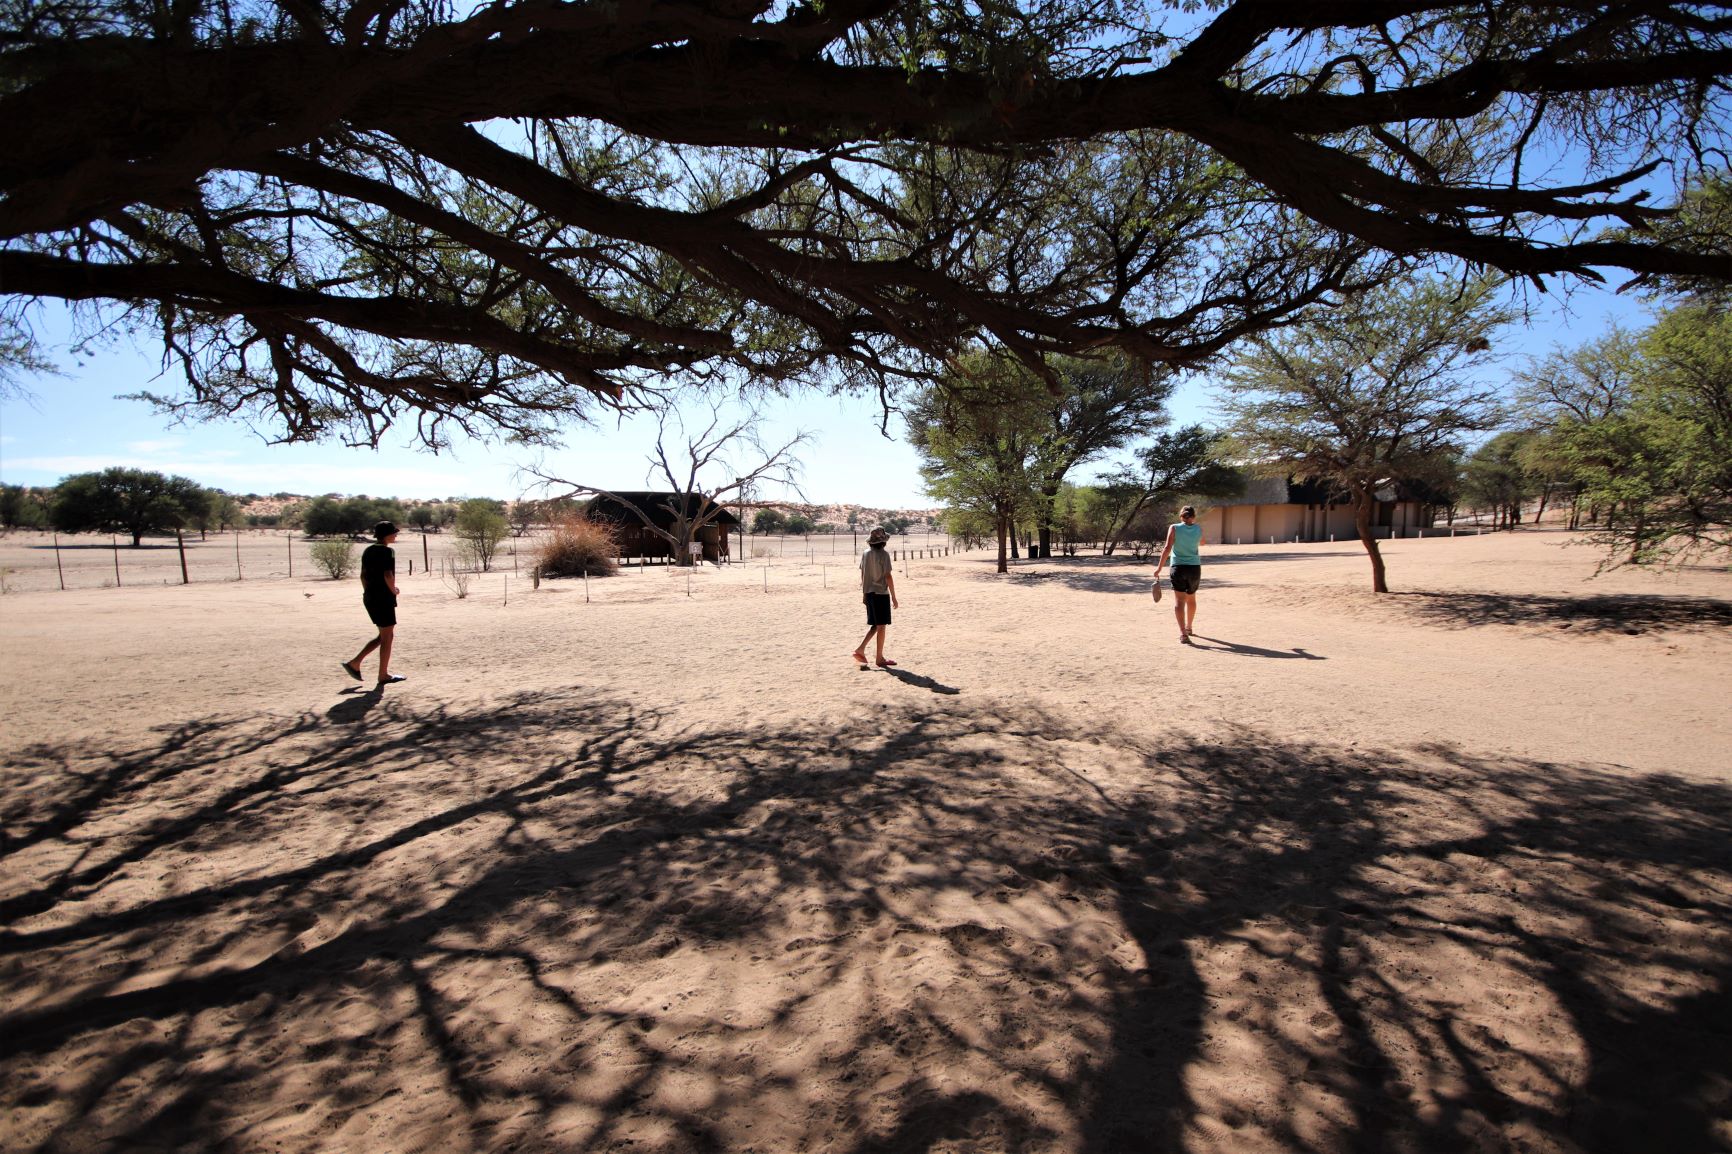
[373, 520, 399, 540]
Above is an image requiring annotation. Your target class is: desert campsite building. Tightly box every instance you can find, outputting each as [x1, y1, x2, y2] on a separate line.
[584, 491, 740, 563]
[1198, 476, 1438, 544]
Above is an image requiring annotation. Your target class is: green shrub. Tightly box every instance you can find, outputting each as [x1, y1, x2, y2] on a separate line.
[534, 516, 619, 578]
[454, 498, 510, 571]
[309, 538, 356, 579]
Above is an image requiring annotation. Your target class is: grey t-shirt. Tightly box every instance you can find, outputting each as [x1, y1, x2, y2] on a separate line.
[860, 546, 892, 595]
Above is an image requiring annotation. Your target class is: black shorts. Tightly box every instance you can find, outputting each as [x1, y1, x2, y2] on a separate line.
[1169, 565, 1201, 595]
[364, 595, 397, 628]
[865, 592, 892, 626]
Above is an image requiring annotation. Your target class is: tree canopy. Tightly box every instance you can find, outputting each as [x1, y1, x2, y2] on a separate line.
[4, 1, 1729, 444]
[49, 467, 211, 545]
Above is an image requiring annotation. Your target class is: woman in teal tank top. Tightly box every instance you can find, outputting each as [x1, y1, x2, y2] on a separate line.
[1153, 505, 1206, 643]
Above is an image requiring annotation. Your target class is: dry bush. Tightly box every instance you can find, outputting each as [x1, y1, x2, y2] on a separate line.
[534, 516, 619, 579]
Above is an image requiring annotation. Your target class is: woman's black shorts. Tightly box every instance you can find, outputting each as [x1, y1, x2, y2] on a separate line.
[1169, 565, 1201, 595]
[865, 592, 892, 626]
[364, 595, 397, 628]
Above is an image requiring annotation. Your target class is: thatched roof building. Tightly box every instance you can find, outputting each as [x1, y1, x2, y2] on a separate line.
[585, 492, 740, 562]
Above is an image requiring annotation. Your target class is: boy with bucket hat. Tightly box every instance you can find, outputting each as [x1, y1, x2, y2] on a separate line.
[851, 527, 901, 668]
[341, 520, 407, 686]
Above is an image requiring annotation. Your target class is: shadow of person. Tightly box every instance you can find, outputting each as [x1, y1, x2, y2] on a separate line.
[1187, 635, 1325, 660]
[884, 667, 962, 695]
[326, 686, 385, 723]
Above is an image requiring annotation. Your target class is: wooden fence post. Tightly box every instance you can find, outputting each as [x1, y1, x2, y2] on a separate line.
[234, 530, 242, 580]
[288, 534, 293, 577]
[54, 533, 65, 590]
[112, 535, 121, 587]
[177, 530, 189, 584]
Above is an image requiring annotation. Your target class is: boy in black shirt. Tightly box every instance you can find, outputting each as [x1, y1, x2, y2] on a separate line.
[341, 521, 407, 686]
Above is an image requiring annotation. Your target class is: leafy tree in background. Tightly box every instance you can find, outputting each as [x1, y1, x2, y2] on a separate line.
[453, 498, 510, 572]
[1222, 277, 1510, 592]
[1, 484, 51, 529]
[406, 504, 436, 532]
[1461, 432, 1542, 529]
[1560, 301, 1732, 566]
[185, 489, 243, 538]
[752, 509, 787, 535]
[907, 353, 1053, 573]
[1020, 355, 1177, 558]
[877, 515, 913, 537]
[50, 467, 207, 546]
[1511, 327, 1643, 526]
[783, 512, 816, 536]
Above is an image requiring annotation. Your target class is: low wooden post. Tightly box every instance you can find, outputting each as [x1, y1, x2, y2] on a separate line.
[287, 534, 293, 577]
[234, 530, 242, 580]
[112, 535, 121, 586]
[176, 530, 189, 584]
[54, 533, 65, 590]
[422, 532, 430, 574]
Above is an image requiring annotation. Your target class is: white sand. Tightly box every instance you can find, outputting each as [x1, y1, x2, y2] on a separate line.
[2, 528, 1729, 1153]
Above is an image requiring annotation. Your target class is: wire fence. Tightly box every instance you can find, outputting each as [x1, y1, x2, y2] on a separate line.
[0, 529, 968, 595]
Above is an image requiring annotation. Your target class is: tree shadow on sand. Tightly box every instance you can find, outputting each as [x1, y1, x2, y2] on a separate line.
[1392, 590, 1732, 635]
[991, 562, 1245, 596]
[2, 695, 1728, 1154]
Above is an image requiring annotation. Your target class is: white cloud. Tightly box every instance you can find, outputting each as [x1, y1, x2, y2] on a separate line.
[125, 438, 183, 454]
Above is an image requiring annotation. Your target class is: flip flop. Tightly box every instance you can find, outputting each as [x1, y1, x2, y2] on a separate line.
[851, 652, 867, 664]
[341, 662, 362, 681]
[1151, 582, 1163, 602]
[377, 674, 407, 685]
[876, 659, 897, 667]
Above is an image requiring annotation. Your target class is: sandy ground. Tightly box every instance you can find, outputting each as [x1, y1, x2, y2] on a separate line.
[1, 528, 1729, 1154]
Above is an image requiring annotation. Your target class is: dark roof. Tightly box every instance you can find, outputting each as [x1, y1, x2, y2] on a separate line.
[1216, 475, 1431, 507]
[586, 491, 741, 527]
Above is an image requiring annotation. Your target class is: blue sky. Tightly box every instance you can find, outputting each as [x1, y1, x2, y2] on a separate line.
[0, 281, 1652, 507]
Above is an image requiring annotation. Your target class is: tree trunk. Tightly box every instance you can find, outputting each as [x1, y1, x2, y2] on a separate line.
[1353, 488, 1388, 593]
[995, 513, 1009, 574]
[1037, 483, 1059, 559]
[1534, 485, 1550, 523]
[131, 530, 144, 546]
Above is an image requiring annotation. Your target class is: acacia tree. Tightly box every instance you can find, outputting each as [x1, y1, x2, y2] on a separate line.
[3, 2, 1728, 443]
[1510, 327, 1644, 525]
[1558, 300, 1732, 566]
[1461, 431, 1542, 529]
[1221, 277, 1511, 593]
[906, 354, 1055, 573]
[535, 404, 808, 565]
[1022, 355, 1177, 557]
[50, 467, 209, 545]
